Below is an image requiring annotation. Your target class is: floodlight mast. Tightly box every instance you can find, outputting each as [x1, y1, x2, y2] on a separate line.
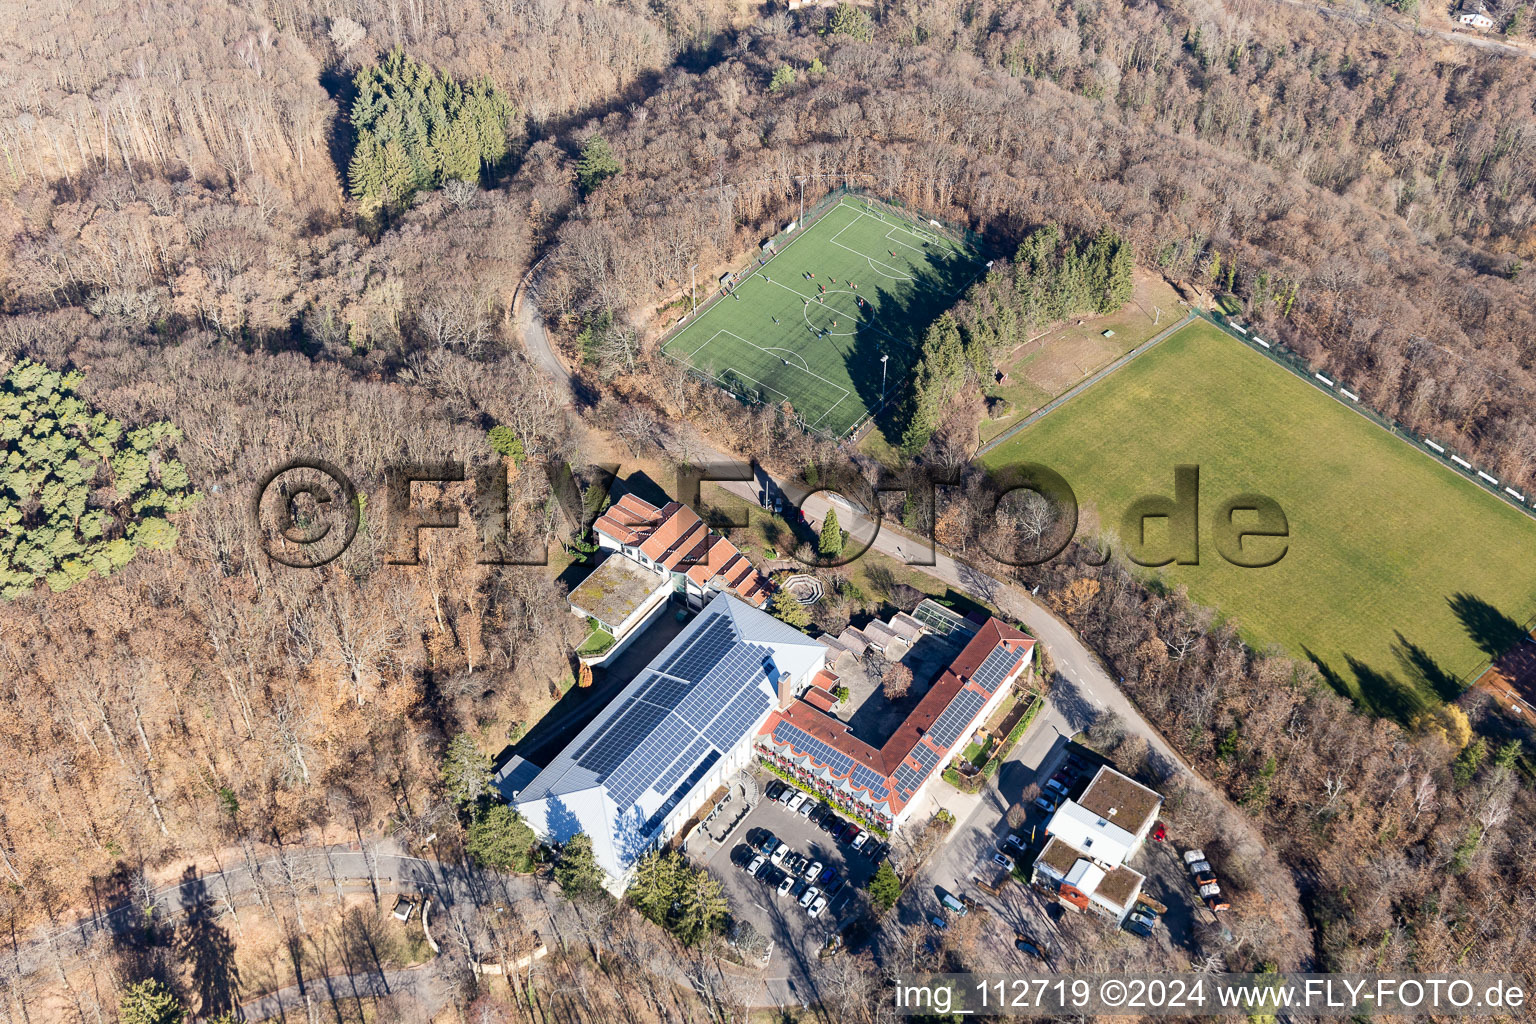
[690, 262, 699, 312]
[881, 353, 889, 402]
[797, 177, 804, 227]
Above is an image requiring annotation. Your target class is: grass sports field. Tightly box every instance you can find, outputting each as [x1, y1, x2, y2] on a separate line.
[662, 196, 984, 437]
[983, 319, 1536, 720]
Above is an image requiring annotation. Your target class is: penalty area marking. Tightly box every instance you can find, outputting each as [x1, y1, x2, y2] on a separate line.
[702, 329, 852, 426]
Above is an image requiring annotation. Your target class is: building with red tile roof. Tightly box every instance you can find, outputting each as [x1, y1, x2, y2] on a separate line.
[592, 493, 772, 609]
[757, 619, 1035, 831]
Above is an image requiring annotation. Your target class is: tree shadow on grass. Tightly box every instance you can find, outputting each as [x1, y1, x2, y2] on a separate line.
[1392, 631, 1466, 703]
[1305, 646, 1429, 726]
[1448, 592, 1529, 660]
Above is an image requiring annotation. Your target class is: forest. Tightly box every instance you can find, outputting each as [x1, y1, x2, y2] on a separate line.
[1, 0, 1534, 1017]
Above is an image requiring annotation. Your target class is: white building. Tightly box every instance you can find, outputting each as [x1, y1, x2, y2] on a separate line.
[504, 593, 826, 894]
[1456, 2, 1495, 28]
[1031, 765, 1163, 924]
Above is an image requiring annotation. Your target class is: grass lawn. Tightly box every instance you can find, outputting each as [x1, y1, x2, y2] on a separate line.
[983, 320, 1536, 720]
[978, 269, 1184, 443]
[663, 196, 985, 438]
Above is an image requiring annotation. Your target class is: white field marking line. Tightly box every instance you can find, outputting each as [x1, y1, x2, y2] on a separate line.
[761, 346, 811, 372]
[715, 329, 851, 415]
[718, 366, 791, 407]
[810, 392, 850, 432]
[836, 200, 989, 304]
[766, 277, 907, 351]
[828, 221, 915, 281]
[678, 328, 733, 363]
[839, 199, 981, 265]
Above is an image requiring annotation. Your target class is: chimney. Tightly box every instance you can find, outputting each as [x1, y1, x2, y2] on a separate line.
[764, 655, 792, 709]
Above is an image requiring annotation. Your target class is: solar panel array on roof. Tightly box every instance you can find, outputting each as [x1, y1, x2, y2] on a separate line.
[641, 750, 721, 835]
[705, 685, 771, 750]
[969, 643, 1021, 694]
[910, 740, 942, 773]
[675, 642, 763, 728]
[773, 720, 854, 776]
[576, 697, 673, 777]
[892, 761, 924, 796]
[661, 614, 734, 682]
[605, 712, 695, 809]
[655, 736, 710, 795]
[926, 687, 986, 748]
[851, 763, 891, 798]
[637, 672, 695, 710]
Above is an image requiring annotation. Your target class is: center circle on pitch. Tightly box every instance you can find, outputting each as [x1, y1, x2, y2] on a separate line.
[801, 290, 862, 336]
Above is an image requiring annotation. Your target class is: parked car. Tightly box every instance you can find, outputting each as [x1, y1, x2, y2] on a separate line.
[760, 836, 781, 857]
[930, 915, 948, 930]
[820, 814, 844, 835]
[1151, 821, 1167, 843]
[776, 784, 794, 804]
[786, 792, 807, 813]
[1183, 849, 1206, 866]
[804, 860, 823, 882]
[939, 892, 968, 915]
[824, 878, 845, 897]
[752, 859, 771, 880]
[808, 895, 829, 919]
[817, 866, 836, 886]
[797, 799, 814, 818]
[1003, 832, 1025, 850]
[791, 879, 808, 900]
[851, 830, 870, 851]
[841, 822, 862, 842]
[777, 874, 795, 897]
[808, 802, 829, 824]
[1044, 778, 1070, 797]
[786, 852, 805, 873]
[1128, 909, 1158, 930]
[1198, 881, 1222, 899]
[799, 885, 821, 909]
[1034, 795, 1058, 813]
[1015, 936, 1044, 959]
[765, 781, 785, 803]
[860, 837, 880, 858]
[992, 853, 1015, 871]
[747, 855, 766, 876]
[770, 845, 789, 866]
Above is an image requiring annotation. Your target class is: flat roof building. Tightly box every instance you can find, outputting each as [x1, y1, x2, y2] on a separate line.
[1031, 765, 1163, 924]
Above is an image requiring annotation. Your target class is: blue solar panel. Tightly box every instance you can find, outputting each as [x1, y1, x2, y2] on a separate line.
[909, 741, 942, 772]
[927, 687, 986, 748]
[577, 698, 672, 776]
[970, 644, 1021, 694]
[893, 762, 925, 795]
[851, 764, 890, 797]
[674, 642, 765, 730]
[773, 721, 854, 777]
[571, 696, 637, 762]
[641, 750, 721, 835]
[606, 712, 694, 809]
[660, 614, 734, 682]
[637, 671, 696, 709]
[655, 737, 710, 793]
[705, 685, 770, 750]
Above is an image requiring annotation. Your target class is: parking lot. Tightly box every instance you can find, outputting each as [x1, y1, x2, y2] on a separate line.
[705, 775, 888, 960]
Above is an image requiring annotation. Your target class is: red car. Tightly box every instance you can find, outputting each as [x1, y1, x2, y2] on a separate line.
[1151, 821, 1167, 843]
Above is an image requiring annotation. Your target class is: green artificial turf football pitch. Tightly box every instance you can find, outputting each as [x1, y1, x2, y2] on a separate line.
[983, 320, 1536, 720]
[662, 196, 985, 438]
